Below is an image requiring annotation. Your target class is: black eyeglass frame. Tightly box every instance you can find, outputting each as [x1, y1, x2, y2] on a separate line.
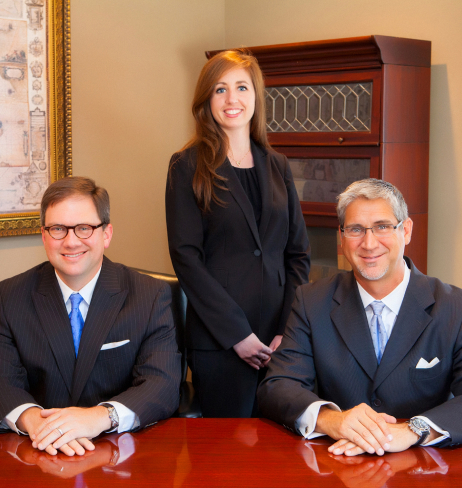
[340, 221, 403, 239]
[43, 223, 105, 240]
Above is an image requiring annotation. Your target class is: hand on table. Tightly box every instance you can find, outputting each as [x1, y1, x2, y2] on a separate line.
[328, 422, 436, 457]
[233, 333, 273, 370]
[30, 406, 111, 456]
[316, 403, 396, 456]
[17, 407, 94, 457]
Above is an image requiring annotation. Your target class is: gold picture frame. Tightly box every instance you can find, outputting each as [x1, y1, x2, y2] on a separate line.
[0, 0, 72, 237]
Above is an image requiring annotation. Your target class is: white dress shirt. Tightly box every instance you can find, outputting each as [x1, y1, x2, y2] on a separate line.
[295, 261, 449, 446]
[1, 268, 138, 434]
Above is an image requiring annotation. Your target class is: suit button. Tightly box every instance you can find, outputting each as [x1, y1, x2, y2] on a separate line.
[373, 399, 382, 407]
[253, 250, 261, 256]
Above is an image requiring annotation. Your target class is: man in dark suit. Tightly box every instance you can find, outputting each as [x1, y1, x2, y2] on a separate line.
[258, 178, 462, 456]
[0, 177, 181, 456]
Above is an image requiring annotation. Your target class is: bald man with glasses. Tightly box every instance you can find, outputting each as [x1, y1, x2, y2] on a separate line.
[258, 178, 462, 456]
[0, 177, 181, 457]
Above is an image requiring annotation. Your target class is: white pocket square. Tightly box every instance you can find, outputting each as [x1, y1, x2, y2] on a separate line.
[101, 339, 130, 351]
[416, 357, 440, 369]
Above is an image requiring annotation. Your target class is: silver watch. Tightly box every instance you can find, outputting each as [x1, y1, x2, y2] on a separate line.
[103, 404, 119, 430]
[407, 417, 430, 446]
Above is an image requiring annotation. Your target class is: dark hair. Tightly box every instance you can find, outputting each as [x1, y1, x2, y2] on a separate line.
[182, 48, 270, 212]
[41, 176, 110, 226]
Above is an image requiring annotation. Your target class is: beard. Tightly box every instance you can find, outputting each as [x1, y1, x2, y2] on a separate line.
[357, 263, 389, 281]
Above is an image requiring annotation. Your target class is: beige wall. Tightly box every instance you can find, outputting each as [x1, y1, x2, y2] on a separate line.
[1, 0, 462, 287]
[223, 0, 462, 286]
[0, 0, 225, 281]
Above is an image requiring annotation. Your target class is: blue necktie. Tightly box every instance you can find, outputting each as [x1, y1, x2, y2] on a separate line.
[69, 293, 84, 357]
[370, 301, 388, 364]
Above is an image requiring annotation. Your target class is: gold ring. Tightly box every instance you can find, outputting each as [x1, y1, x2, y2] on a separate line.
[57, 428, 64, 436]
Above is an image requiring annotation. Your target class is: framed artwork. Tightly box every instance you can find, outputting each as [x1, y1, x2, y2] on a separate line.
[0, 0, 72, 237]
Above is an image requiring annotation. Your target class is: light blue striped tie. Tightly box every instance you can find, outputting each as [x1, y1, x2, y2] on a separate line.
[69, 293, 84, 357]
[370, 300, 388, 364]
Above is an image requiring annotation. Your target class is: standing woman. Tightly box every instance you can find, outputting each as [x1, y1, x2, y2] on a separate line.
[166, 49, 310, 417]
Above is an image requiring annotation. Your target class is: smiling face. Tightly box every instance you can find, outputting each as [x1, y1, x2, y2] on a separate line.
[42, 196, 113, 290]
[209, 67, 255, 136]
[340, 197, 413, 297]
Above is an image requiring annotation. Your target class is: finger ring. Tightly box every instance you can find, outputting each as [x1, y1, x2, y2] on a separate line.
[57, 428, 64, 436]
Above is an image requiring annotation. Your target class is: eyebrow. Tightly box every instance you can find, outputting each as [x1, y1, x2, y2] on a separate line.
[215, 80, 250, 86]
[345, 219, 395, 226]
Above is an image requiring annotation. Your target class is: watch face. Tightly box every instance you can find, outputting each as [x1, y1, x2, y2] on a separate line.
[411, 418, 430, 432]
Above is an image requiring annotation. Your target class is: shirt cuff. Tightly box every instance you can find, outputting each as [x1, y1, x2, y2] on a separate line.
[295, 401, 341, 439]
[2, 404, 43, 435]
[414, 416, 450, 446]
[99, 401, 139, 433]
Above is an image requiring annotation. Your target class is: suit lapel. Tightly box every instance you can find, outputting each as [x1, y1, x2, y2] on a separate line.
[220, 156, 262, 249]
[32, 264, 76, 395]
[372, 265, 435, 390]
[252, 142, 273, 241]
[330, 272, 378, 381]
[71, 258, 128, 404]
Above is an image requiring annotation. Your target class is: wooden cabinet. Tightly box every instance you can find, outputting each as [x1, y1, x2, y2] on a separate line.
[207, 35, 431, 276]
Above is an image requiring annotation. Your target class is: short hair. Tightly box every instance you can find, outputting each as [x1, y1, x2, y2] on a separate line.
[41, 176, 110, 226]
[337, 178, 408, 226]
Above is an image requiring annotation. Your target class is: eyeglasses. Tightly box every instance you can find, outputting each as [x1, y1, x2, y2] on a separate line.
[341, 221, 403, 239]
[44, 223, 104, 240]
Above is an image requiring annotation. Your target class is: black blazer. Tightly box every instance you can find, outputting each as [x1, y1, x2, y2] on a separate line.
[165, 141, 310, 351]
[258, 258, 462, 447]
[0, 257, 182, 428]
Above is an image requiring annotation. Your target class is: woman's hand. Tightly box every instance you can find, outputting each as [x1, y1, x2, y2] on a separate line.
[233, 333, 273, 370]
[261, 335, 283, 366]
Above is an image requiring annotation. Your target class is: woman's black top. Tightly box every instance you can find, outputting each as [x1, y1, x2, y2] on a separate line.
[232, 166, 262, 226]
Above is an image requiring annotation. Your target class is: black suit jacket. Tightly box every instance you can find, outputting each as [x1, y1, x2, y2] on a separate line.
[258, 258, 462, 447]
[0, 256, 182, 428]
[165, 141, 310, 350]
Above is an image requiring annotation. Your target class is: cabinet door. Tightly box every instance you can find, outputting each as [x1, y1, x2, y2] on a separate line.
[266, 71, 382, 147]
[274, 145, 380, 227]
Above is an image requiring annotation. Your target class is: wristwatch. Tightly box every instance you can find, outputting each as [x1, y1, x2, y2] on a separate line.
[407, 417, 431, 446]
[102, 404, 119, 430]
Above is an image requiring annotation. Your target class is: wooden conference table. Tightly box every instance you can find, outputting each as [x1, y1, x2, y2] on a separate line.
[0, 418, 460, 488]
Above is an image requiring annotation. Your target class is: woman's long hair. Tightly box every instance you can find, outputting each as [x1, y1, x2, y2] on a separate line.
[183, 49, 270, 212]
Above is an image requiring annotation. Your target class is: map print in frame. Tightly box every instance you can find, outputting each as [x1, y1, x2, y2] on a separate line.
[0, 0, 71, 237]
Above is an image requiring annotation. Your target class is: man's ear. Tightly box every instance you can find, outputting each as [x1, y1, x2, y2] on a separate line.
[103, 224, 113, 249]
[403, 218, 413, 245]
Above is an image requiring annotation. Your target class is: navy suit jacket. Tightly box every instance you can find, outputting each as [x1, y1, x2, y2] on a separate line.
[258, 258, 462, 447]
[166, 141, 310, 351]
[0, 256, 182, 428]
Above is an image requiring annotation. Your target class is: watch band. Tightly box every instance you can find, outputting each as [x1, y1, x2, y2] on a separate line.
[102, 403, 119, 430]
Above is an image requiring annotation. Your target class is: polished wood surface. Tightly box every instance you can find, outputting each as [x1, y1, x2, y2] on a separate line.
[1, 418, 460, 488]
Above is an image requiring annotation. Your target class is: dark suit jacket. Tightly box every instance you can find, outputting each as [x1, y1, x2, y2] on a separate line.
[0, 256, 182, 428]
[165, 141, 310, 350]
[258, 258, 462, 447]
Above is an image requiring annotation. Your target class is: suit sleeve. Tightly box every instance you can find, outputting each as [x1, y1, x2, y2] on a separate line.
[0, 289, 39, 420]
[420, 317, 462, 447]
[277, 156, 310, 335]
[165, 154, 253, 350]
[257, 286, 321, 434]
[108, 283, 182, 427]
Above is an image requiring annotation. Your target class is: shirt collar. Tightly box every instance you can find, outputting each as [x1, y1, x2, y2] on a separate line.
[55, 268, 102, 306]
[357, 260, 411, 315]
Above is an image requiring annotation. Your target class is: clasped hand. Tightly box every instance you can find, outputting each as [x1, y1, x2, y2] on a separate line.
[316, 403, 396, 456]
[18, 405, 111, 457]
[233, 333, 282, 370]
[317, 403, 427, 457]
